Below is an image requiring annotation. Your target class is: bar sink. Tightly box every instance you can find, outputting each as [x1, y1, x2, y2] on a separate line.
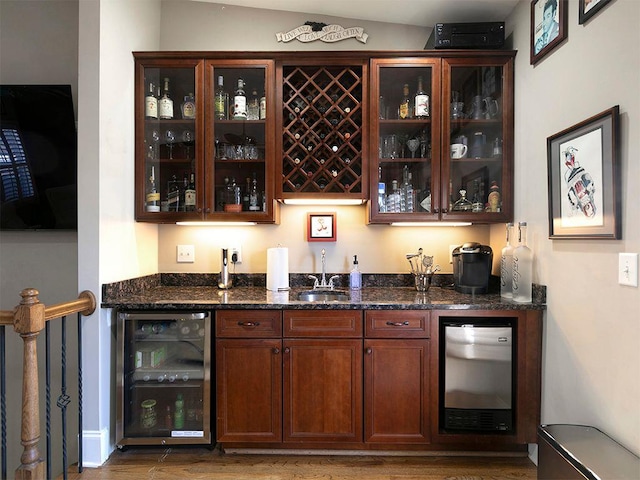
[296, 290, 350, 302]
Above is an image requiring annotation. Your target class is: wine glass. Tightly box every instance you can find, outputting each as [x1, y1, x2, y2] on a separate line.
[165, 129, 176, 159]
[182, 130, 194, 159]
[407, 137, 420, 158]
[147, 129, 160, 160]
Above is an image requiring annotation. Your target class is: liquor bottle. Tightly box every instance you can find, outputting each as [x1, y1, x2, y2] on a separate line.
[512, 221, 533, 303]
[167, 175, 180, 212]
[158, 77, 174, 120]
[247, 87, 259, 120]
[488, 181, 501, 212]
[180, 92, 196, 119]
[259, 90, 267, 119]
[146, 166, 160, 212]
[243, 177, 251, 210]
[214, 75, 229, 120]
[174, 394, 184, 429]
[184, 172, 196, 211]
[249, 172, 260, 211]
[145, 82, 157, 119]
[414, 76, 429, 118]
[500, 222, 515, 298]
[398, 83, 411, 119]
[401, 164, 414, 213]
[233, 78, 247, 120]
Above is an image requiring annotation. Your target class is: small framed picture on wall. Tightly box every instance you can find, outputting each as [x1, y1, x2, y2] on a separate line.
[307, 213, 337, 242]
[530, 0, 568, 65]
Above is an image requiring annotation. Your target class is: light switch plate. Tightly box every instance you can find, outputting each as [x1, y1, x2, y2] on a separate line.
[618, 253, 638, 287]
[177, 245, 195, 263]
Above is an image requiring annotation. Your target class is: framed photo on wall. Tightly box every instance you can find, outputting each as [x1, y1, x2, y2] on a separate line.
[307, 213, 337, 242]
[579, 0, 613, 24]
[530, 0, 568, 65]
[546, 106, 621, 239]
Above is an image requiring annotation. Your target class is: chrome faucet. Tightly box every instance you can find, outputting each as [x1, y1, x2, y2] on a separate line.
[309, 248, 339, 290]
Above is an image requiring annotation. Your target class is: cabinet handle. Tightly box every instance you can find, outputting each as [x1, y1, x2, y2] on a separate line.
[433, 208, 440, 213]
[237, 321, 260, 327]
[365, 347, 372, 355]
[272, 347, 280, 354]
[284, 347, 290, 354]
[386, 321, 410, 327]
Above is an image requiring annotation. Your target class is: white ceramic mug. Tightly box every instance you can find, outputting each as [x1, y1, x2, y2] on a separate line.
[450, 143, 468, 159]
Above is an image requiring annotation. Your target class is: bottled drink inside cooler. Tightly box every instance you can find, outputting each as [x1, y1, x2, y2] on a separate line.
[116, 311, 212, 447]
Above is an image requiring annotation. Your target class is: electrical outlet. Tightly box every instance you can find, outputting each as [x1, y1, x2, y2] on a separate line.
[177, 245, 195, 263]
[618, 253, 638, 287]
[230, 245, 242, 264]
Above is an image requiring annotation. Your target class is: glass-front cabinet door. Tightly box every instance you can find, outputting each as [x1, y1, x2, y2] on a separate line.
[205, 60, 276, 222]
[369, 58, 441, 223]
[441, 56, 514, 222]
[135, 58, 204, 222]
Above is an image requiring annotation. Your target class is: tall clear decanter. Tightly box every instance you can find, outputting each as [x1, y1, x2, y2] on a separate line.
[512, 221, 533, 303]
[500, 222, 515, 298]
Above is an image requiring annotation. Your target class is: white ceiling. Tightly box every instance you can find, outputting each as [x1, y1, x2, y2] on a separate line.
[200, 0, 520, 28]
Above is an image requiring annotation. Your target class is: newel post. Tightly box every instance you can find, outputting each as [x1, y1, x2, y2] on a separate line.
[13, 288, 46, 480]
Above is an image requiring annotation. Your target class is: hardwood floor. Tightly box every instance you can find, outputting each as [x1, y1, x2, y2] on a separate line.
[62, 445, 537, 480]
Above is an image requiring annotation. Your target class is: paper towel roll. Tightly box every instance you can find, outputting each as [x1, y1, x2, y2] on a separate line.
[266, 247, 289, 291]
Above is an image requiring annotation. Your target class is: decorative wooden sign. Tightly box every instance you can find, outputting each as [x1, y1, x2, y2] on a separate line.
[276, 22, 368, 44]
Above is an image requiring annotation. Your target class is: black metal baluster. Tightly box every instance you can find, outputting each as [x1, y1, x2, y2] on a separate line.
[45, 321, 52, 480]
[57, 316, 69, 480]
[77, 312, 83, 473]
[1, 325, 6, 480]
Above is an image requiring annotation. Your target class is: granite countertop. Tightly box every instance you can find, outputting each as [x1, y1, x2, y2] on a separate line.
[101, 273, 546, 311]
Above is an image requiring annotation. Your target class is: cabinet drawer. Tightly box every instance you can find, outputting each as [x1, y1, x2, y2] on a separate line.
[216, 310, 282, 338]
[283, 310, 363, 337]
[365, 310, 430, 338]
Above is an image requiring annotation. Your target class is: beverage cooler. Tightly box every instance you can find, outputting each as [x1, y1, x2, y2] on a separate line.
[116, 311, 212, 448]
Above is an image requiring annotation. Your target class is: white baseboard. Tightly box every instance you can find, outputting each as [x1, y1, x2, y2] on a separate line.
[81, 428, 111, 467]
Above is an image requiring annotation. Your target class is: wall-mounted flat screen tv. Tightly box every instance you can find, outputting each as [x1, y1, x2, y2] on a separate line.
[0, 84, 77, 230]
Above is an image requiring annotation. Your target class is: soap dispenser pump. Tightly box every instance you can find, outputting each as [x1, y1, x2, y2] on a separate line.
[350, 255, 362, 290]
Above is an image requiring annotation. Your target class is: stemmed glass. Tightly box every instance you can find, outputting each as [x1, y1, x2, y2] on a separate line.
[182, 130, 194, 160]
[407, 137, 420, 158]
[147, 129, 160, 160]
[165, 130, 176, 159]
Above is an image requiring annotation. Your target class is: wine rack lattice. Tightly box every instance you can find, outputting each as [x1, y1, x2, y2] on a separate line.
[282, 65, 363, 194]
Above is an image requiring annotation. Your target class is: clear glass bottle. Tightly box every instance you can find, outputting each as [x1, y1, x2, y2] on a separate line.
[452, 189, 473, 211]
[145, 82, 157, 119]
[350, 255, 362, 290]
[414, 76, 429, 118]
[512, 221, 533, 303]
[181, 92, 196, 119]
[145, 166, 160, 212]
[259, 90, 267, 119]
[184, 172, 196, 212]
[249, 172, 260, 211]
[214, 75, 229, 120]
[398, 83, 411, 119]
[500, 222, 515, 298]
[247, 87, 259, 120]
[158, 77, 174, 120]
[233, 78, 247, 120]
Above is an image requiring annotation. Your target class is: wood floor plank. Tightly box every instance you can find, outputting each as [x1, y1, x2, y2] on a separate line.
[62, 446, 537, 480]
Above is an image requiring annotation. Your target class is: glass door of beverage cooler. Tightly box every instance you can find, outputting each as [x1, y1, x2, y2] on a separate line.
[441, 57, 513, 222]
[369, 59, 441, 223]
[135, 59, 204, 222]
[116, 311, 212, 447]
[205, 60, 276, 222]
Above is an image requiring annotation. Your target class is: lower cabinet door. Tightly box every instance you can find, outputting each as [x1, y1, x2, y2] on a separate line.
[283, 339, 363, 443]
[364, 339, 430, 444]
[216, 339, 282, 442]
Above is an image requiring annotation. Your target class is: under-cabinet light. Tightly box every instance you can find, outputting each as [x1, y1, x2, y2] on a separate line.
[176, 221, 257, 226]
[282, 199, 365, 206]
[391, 222, 473, 227]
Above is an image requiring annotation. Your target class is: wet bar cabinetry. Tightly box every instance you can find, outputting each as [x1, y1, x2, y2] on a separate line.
[134, 51, 514, 224]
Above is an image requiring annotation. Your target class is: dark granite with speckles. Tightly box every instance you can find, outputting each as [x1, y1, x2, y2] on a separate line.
[102, 273, 546, 311]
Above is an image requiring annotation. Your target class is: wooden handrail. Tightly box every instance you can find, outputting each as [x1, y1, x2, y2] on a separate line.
[1, 288, 96, 480]
[0, 289, 96, 325]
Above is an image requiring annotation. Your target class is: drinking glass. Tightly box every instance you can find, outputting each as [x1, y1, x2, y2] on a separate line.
[407, 138, 420, 158]
[182, 130, 194, 159]
[165, 130, 176, 159]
